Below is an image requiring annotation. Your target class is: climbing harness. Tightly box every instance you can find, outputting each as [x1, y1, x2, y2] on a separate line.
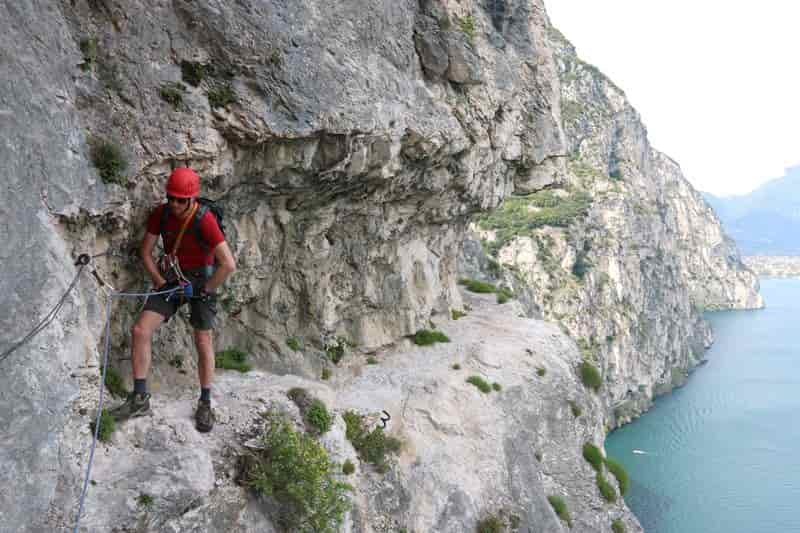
[157, 202, 198, 304]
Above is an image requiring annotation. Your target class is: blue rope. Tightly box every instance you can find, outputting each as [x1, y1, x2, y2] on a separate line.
[72, 284, 181, 532]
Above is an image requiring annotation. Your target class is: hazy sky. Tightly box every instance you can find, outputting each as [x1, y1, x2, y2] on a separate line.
[546, 1, 800, 196]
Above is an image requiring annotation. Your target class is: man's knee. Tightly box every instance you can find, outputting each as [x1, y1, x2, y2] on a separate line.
[131, 320, 154, 342]
[194, 330, 213, 350]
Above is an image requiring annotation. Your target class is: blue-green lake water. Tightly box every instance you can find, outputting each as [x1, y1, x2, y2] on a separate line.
[605, 278, 800, 533]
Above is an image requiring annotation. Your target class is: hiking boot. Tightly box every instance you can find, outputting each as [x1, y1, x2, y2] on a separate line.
[108, 392, 151, 421]
[195, 400, 215, 433]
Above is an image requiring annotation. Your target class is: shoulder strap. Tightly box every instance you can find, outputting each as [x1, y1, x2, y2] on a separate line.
[169, 202, 199, 256]
[193, 204, 211, 251]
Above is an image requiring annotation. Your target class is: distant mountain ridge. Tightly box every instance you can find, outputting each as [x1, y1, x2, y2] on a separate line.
[703, 165, 800, 255]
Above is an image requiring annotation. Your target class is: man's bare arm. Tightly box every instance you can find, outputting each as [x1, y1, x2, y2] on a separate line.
[140, 232, 166, 287]
[204, 241, 236, 293]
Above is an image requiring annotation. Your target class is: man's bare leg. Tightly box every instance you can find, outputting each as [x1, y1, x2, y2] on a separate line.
[193, 329, 215, 432]
[131, 310, 166, 380]
[193, 329, 214, 389]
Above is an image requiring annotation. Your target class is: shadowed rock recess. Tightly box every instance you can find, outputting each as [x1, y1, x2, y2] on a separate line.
[0, 1, 759, 532]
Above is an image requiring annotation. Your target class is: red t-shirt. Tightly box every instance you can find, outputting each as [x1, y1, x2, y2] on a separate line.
[146, 204, 225, 269]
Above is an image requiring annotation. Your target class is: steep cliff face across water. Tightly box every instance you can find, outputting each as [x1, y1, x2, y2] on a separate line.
[0, 1, 758, 532]
[465, 28, 762, 425]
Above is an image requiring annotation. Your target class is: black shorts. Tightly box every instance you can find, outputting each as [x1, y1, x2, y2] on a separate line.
[143, 269, 218, 330]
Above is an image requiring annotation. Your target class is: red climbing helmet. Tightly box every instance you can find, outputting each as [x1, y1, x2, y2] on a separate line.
[165, 167, 200, 198]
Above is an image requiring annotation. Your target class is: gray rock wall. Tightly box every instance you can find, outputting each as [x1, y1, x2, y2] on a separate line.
[0, 3, 107, 530]
[0, 1, 760, 532]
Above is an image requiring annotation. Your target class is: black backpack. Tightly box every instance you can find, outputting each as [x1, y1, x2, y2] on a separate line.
[159, 197, 226, 253]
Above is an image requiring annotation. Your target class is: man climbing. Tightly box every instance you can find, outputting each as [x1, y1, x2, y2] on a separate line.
[110, 167, 236, 432]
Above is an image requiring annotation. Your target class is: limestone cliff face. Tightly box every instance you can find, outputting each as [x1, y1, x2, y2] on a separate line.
[467, 28, 762, 426]
[0, 1, 757, 532]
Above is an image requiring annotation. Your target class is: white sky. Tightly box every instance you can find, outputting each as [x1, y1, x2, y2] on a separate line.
[546, 1, 800, 196]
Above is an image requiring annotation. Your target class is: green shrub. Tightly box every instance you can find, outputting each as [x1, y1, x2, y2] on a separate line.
[476, 515, 503, 533]
[547, 495, 572, 527]
[458, 15, 476, 41]
[536, 366, 546, 377]
[451, 309, 467, 320]
[609, 169, 623, 181]
[90, 409, 116, 442]
[325, 338, 349, 364]
[572, 251, 591, 279]
[287, 388, 331, 435]
[239, 413, 351, 532]
[477, 190, 592, 250]
[452, 363, 461, 370]
[342, 459, 355, 475]
[458, 278, 496, 293]
[569, 401, 582, 418]
[321, 368, 332, 380]
[605, 457, 629, 495]
[306, 399, 333, 435]
[286, 337, 301, 351]
[215, 348, 252, 372]
[180, 60, 205, 86]
[582, 442, 604, 472]
[207, 82, 236, 108]
[496, 292, 509, 304]
[90, 138, 128, 186]
[342, 411, 401, 472]
[492, 382, 502, 391]
[580, 361, 602, 391]
[366, 356, 378, 365]
[136, 493, 154, 508]
[103, 365, 127, 397]
[79, 37, 97, 70]
[413, 329, 450, 346]
[612, 519, 626, 533]
[159, 82, 185, 110]
[467, 375, 491, 394]
[597, 472, 617, 502]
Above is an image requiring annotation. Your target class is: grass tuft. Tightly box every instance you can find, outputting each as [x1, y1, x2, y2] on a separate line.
[583, 442, 604, 472]
[476, 515, 503, 533]
[90, 409, 116, 442]
[136, 493, 154, 508]
[597, 472, 617, 502]
[180, 60, 205, 86]
[103, 365, 127, 397]
[605, 457, 629, 495]
[580, 361, 602, 391]
[451, 309, 467, 320]
[466, 375, 492, 394]
[215, 348, 252, 372]
[413, 329, 450, 346]
[90, 138, 128, 186]
[159, 82, 186, 110]
[547, 495, 572, 527]
[207, 82, 236, 109]
[286, 336, 301, 351]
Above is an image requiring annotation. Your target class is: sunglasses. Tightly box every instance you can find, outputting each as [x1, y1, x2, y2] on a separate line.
[167, 196, 191, 205]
